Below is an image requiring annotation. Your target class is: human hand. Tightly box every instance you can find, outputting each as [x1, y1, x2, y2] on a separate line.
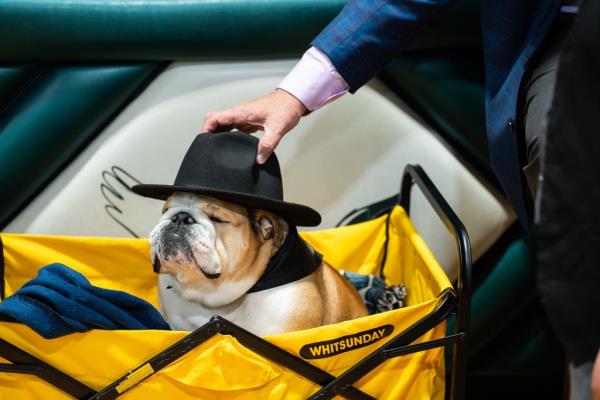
[203, 89, 307, 164]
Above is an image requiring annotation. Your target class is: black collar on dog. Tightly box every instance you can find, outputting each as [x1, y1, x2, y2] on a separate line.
[247, 226, 322, 293]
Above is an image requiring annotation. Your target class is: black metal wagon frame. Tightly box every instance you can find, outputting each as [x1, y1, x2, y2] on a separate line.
[0, 164, 472, 400]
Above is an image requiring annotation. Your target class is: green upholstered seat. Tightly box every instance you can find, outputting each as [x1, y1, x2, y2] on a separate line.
[0, 66, 34, 104]
[0, 64, 159, 226]
[379, 52, 490, 178]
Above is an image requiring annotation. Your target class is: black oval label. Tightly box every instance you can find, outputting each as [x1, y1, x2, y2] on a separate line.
[299, 324, 394, 359]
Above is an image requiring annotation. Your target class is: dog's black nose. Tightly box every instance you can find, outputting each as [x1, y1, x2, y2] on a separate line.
[171, 212, 195, 225]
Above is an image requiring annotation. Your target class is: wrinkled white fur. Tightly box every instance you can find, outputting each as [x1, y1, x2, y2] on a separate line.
[159, 273, 299, 335]
[150, 195, 221, 277]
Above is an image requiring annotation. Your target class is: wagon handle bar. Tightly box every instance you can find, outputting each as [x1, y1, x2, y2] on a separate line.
[399, 164, 472, 400]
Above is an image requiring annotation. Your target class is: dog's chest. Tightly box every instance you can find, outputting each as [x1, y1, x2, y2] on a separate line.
[158, 274, 301, 336]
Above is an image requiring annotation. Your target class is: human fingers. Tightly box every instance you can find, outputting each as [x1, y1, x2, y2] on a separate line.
[203, 108, 255, 133]
[256, 127, 284, 164]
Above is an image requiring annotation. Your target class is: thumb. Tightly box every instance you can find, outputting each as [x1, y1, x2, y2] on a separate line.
[256, 128, 284, 164]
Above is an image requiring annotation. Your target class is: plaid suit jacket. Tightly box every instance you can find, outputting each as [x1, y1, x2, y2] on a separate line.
[312, 0, 561, 229]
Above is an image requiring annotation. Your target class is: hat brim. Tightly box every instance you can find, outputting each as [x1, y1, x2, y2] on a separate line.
[132, 184, 321, 227]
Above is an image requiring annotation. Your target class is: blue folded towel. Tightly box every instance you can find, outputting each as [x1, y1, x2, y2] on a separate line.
[0, 263, 170, 338]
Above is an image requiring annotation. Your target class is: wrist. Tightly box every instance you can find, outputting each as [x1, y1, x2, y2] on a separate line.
[274, 88, 308, 117]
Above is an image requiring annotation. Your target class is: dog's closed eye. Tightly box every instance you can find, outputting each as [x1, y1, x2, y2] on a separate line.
[209, 215, 229, 224]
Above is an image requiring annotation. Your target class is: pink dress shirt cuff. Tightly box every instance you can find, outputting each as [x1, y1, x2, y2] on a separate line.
[278, 47, 349, 112]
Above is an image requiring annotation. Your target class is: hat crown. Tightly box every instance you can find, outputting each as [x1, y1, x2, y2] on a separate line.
[132, 131, 321, 226]
[174, 132, 283, 200]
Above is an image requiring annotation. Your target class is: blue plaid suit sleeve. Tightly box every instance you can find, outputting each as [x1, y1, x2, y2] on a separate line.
[312, 0, 456, 92]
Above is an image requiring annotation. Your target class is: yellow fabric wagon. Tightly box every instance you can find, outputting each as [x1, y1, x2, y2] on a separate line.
[0, 165, 471, 400]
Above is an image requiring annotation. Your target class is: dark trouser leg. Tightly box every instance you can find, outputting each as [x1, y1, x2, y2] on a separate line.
[522, 21, 568, 201]
[524, 13, 595, 400]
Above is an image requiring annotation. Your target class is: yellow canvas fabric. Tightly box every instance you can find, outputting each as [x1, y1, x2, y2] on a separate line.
[0, 206, 452, 399]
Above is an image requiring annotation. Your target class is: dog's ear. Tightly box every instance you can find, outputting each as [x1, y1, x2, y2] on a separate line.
[250, 209, 288, 247]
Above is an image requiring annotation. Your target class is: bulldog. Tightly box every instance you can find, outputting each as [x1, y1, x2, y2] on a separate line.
[149, 192, 368, 335]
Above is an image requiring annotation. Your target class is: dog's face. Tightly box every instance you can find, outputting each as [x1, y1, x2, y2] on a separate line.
[150, 192, 288, 307]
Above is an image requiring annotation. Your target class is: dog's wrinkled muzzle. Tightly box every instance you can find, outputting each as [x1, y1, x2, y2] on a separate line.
[150, 208, 221, 278]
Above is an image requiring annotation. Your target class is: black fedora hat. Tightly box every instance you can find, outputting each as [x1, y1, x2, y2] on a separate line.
[132, 132, 321, 226]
